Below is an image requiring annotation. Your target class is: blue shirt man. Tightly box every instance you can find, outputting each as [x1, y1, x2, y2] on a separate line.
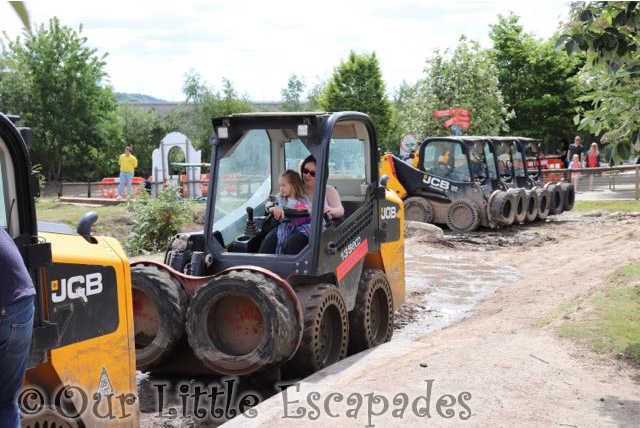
[0, 227, 35, 428]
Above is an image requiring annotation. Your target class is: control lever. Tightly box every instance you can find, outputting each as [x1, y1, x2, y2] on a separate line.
[323, 212, 332, 227]
[244, 207, 258, 236]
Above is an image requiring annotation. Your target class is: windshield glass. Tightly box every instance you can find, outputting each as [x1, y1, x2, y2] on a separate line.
[212, 129, 271, 245]
[423, 140, 470, 182]
[495, 141, 513, 177]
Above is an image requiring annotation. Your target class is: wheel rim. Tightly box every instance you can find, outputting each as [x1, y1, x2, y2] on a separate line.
[318, 305, 342, 366]
[405, 204, 425, 222]
[370, 288, 389, 343]
[207, 295, 265, 356]
[132, 289, 160, 349]
[451, 205, 473, 229]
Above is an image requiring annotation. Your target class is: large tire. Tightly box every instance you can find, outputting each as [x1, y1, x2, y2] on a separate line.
[21, 406, 79, 428]
[288, 285, 349, 377]
[446, 199, 480, 233]
[489, 191, 516, 226]
[403, 197, 434, 223]
[131, 265, 188, 370]
[508, 188, 527, 224]
[547, 184, 564, 215]
[560, 182, 575, 211]
[535, 187, 551, 220]
[348, 270, 394, 354]
[524, 189, 539, 223]
[186, 270, 300, 375]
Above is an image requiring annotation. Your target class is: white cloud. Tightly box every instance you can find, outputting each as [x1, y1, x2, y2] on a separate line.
[0, 1, 570, 101]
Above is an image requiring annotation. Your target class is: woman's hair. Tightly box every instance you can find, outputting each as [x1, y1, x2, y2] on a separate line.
[590, 143, 599, 154]
[300, 155, 316, 178]
[279, 170, 306, 200]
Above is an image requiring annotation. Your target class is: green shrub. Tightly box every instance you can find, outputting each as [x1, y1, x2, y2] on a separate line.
[124, 185, 191, 256]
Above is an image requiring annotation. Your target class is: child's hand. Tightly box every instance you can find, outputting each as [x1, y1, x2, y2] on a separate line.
[270, 206, 285, 220]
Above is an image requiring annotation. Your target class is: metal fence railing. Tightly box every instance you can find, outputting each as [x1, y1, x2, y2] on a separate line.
[540, 164, 640, 200]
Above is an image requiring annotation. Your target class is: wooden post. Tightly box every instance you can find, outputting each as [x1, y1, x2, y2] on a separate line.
[636, 165, 640, 201]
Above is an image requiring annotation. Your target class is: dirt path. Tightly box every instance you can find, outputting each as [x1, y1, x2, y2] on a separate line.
[223, 212, 640, 427]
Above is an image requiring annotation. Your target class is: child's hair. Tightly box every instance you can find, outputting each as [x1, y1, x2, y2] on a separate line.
[572, 154, 580, 162]
[279, 170, 306, 200]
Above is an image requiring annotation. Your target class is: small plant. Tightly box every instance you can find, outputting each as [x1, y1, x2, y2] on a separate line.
[124, 185, 191, 256]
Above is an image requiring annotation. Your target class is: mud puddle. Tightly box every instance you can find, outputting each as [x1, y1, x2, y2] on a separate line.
[394, 241, 519, 340]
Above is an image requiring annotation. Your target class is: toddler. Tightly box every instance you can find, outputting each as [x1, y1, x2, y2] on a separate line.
[269, 170, 311, 254]
[569, 153, 581, 191]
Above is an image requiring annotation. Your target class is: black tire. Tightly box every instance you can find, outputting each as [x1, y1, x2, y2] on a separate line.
[446, 199, 480, 232]
[348, 270, 394, 354]
[524, 189, 539, 223]
[547, 184, 564, 215]
[186, 270, 300, 375]
[508, 188, 527, 224]
[288, 284, 349, 377]
[535, 187, 551, 220]
[490, 191, 516, 225]
[131, 265, 188, 370]
[403, 197, 434, 223]
[560, 182, 575, 211]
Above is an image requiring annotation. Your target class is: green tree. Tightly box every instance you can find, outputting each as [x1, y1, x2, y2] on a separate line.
[281, 73, 305, 111]
[0, 17, 121, 181]
[489, 14, 584, 144]
[398, 36, 512, 138]
[306, 78, 326, 111]
[320, 51, 393, 150]
[116, 104, 168, 177]
[558, 2, 640, 163]
[166, 71, 253, 161]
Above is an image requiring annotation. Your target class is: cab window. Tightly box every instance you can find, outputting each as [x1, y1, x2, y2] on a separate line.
[423, 141, 470, 182]
[511, 142, 526, 177]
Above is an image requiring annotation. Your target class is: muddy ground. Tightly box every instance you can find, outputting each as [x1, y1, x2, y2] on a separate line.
[138, 210, 640, 427]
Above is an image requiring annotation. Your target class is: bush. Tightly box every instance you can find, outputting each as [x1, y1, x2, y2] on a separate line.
[124, 185, 192, 256]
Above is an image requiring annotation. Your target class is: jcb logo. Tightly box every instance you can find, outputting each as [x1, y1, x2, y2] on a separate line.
[381, 206, 397, 220]
[51, 273, 103, 303]
[423, 175, 450, 191]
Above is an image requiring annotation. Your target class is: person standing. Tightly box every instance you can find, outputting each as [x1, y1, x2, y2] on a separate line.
[118, 147, 137, 200]
[584, 142, 600, 191]
[569, 154, 582, 192]
[0, 228, 35, 428]
[567, 136, 585, 166]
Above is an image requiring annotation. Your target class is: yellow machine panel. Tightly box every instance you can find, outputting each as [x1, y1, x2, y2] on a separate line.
[380, 154, 408, 199]
[25, 232, 138, 427]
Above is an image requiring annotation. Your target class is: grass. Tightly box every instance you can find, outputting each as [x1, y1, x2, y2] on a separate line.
[556, 262, 640, 364]
[573, 200, 640, 212]
[36, 197, 206, 243]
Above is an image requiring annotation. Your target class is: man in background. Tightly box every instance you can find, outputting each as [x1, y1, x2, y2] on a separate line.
[118, 147, 137, 200]
[0, 228, 35, 428]
[567, 136, 585, 165]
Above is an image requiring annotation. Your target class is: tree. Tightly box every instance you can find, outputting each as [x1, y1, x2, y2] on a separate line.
[489, 14, 584, 145]
[320, 51, 394, 150]
[116, 104, 168, 177]
[397, 36, 512, 138]
[0, 17, 121, 181]
[166, 71, 253, 161]
[558, 2, 640, 163]
[281, 74, 305, 111]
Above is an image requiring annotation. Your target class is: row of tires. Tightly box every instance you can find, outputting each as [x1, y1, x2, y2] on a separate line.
[404, 183, 575, 232]
[131, 265, 395, 377]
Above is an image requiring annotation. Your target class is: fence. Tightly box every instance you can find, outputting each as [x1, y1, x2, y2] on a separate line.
[540, 164, 640, 200]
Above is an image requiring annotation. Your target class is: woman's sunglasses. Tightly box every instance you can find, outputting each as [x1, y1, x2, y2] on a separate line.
[303, 168, 316, 177]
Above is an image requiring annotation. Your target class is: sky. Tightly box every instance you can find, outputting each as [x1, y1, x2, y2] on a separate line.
[0, 1, 571, 102]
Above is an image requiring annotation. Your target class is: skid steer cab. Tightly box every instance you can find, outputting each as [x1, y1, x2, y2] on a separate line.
[0, 113, 138, 427]
[131, 112, 405, 379]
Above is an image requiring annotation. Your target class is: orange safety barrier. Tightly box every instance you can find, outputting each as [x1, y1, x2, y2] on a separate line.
[98, 177, 144, 198]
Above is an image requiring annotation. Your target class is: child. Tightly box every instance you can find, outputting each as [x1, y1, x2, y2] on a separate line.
[269, 170, 311, 254]
[569, 153, 581, 191]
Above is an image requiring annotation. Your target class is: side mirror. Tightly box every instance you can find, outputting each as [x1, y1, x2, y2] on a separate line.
[380, 174, 390, 188]
[77, 211, 99, 243]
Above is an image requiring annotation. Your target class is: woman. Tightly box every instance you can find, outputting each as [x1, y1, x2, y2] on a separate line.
[259, 155, 344, 254]
[584, 142, 600, 191]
